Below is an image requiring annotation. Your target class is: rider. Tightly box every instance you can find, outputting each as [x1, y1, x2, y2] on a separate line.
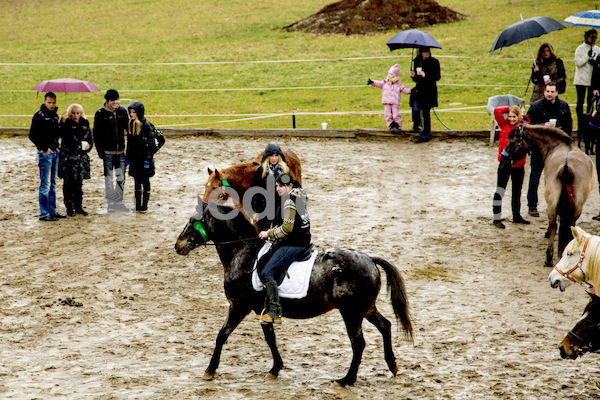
[251, 143, 290, 230]
[257, 173, 311, 324]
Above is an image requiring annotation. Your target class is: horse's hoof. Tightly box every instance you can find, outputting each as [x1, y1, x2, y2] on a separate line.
[265, 372, 278, 380]
[331, 381, 346, 389]
[390, 365, 399, 376]
[545, 262, 553, 268]
[202, 371, 215, 381]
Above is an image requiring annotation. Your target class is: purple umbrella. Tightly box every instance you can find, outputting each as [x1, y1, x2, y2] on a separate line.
[386, 29, 442, 71]
[33, 78, 100, 108]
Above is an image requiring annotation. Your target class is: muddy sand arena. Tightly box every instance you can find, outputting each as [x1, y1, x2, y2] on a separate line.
[1, 135, 600, 399]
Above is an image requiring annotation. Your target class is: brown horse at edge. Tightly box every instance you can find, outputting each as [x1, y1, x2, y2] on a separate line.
[202, 148, 302, 203]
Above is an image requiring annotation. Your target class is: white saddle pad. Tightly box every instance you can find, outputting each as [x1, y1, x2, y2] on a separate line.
[251, 242, 317, 299]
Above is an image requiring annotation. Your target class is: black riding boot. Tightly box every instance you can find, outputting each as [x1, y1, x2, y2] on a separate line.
[260, 281, 282, 324]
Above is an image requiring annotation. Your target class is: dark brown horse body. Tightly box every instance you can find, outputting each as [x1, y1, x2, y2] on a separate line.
[501, 125, 595, 267]
[202, 148, 302, 202]
[559, 292, 600, 359]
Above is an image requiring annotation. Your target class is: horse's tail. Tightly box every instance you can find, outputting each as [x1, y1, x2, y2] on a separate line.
[371, 256, 413, 341]
[558, 163, 575, 254]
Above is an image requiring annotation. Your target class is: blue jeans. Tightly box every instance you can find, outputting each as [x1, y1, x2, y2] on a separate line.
[412, 102, 432, 139]
[103, 153, 126, 203]
[37, 150, 59, 217]
[527, 150, 544, 211]
[260, 245, 306, 283]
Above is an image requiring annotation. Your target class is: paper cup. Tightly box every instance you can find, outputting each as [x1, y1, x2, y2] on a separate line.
[549, 119, 557, 127]
[81, 141, 89, 150]
[543, 75, 551, 83]
[321, 122, 328, 130]
[416, 67, 423, 74]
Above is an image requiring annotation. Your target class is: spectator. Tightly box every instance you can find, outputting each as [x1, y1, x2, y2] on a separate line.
[126, 101, 165, 213]
[93, 89, 130, 212]
[409, 46, 441, 143]
[29, 92, 65, 221]
[530, 43, 566, 104]
[368, 63, 411, 134]
[58, 104, 93, 216]
[526, 83, 573, 217]
[574, 29, 600, 139]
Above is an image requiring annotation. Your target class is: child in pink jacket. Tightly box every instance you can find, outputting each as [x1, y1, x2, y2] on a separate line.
[368, 64, 412, 133]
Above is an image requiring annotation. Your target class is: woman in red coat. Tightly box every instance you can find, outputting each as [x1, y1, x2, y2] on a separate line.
[493, 105, 530, 228]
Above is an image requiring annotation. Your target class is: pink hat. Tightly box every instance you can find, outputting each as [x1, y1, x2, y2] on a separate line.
[388, 64, 399, 78]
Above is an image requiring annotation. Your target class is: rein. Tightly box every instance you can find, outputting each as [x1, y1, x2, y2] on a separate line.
[554, 237, 592, 286]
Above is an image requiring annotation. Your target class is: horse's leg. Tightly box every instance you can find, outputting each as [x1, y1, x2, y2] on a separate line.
[366, 308, 398, 376]
[336, 309, 366, 387]
[203, 306, 249, 381]
[260, 322, 283, 379]
[546, 216, 558, 267]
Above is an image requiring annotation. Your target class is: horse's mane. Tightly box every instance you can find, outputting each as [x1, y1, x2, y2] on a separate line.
[577, 233, 600, 287]
[210, 202, 258, 233]
[525, 124, 574, 146]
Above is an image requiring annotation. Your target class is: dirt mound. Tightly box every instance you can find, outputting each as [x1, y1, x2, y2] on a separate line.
[284, 0, 463, 35]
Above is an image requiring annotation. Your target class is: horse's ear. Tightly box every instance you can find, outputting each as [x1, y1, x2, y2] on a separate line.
[572, 226, 587, 243]
[208, 168, 213, 175]
[588, 290, 599, 302]
[214, 169, 222, 179]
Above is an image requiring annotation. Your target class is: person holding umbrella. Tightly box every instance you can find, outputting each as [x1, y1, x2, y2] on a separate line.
[574, 29, 600, 135]
[530, 43, 567, 104]
[409, 46, 441, 143]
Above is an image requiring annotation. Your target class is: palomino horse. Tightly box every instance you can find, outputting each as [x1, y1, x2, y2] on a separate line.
[558, 292, 600, 359]
[202, 147, 302, 203]
[174, 200, 413, 386]
[549, 226, 600, 292]
[501, 125, 595, 267]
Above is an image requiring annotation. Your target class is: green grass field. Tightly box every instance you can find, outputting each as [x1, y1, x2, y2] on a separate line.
[0, 0, 594, 130]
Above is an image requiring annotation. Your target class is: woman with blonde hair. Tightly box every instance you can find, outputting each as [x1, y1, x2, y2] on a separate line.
[58, 103, 93, 216]
[251, 143, 290, 230]
[492, 105, 530, 228]
[126, 101, 165, 212]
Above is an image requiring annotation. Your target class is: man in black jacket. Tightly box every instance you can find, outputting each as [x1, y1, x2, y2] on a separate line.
[29, 92, 65, 221]
[526, 83, 573, 217]
[93, 89, 130, 212]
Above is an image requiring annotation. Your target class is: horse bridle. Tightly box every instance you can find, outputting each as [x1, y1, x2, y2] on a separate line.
[500, 123, 525, 165]
[553, 236, 592, 288]
[190, 202, 260, 247]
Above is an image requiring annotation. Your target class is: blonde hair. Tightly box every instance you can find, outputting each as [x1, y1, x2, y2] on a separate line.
[261, 154, 289, 178]
[66, 103, 85, 119]
[508, 105, 522, 118]
[128, 119, 143, 136]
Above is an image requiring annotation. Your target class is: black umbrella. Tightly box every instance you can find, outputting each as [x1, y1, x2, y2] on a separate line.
[386, 29, 442, 70]
[490, 16, 565, 61]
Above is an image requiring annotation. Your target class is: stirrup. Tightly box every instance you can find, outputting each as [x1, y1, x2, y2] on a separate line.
[257, 309, 282, 325]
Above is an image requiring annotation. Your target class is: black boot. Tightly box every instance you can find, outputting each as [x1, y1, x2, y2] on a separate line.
[260, 281, 282, 324]
[138, 190, 150, 213]
[135, 189, 142, 212]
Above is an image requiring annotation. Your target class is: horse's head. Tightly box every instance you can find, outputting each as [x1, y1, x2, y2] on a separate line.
[499, 124, 528, 168]
[559, 292, 600, 359]
[202, 168, 232, 203]
[175, 197, 257, 256]
[550, 226, 594, 292]
[175, 199, 212, 256]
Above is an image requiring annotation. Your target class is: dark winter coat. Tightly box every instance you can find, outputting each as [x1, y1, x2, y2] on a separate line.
[527, 97, 573, 136]
[93, 103, 129, 158]
[530, 57, 567, 103]
[29, 104, 60, 152]
[58, 118, 93, 180]
[410, 55, 441, 109]
[126, 101, 164, 178]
